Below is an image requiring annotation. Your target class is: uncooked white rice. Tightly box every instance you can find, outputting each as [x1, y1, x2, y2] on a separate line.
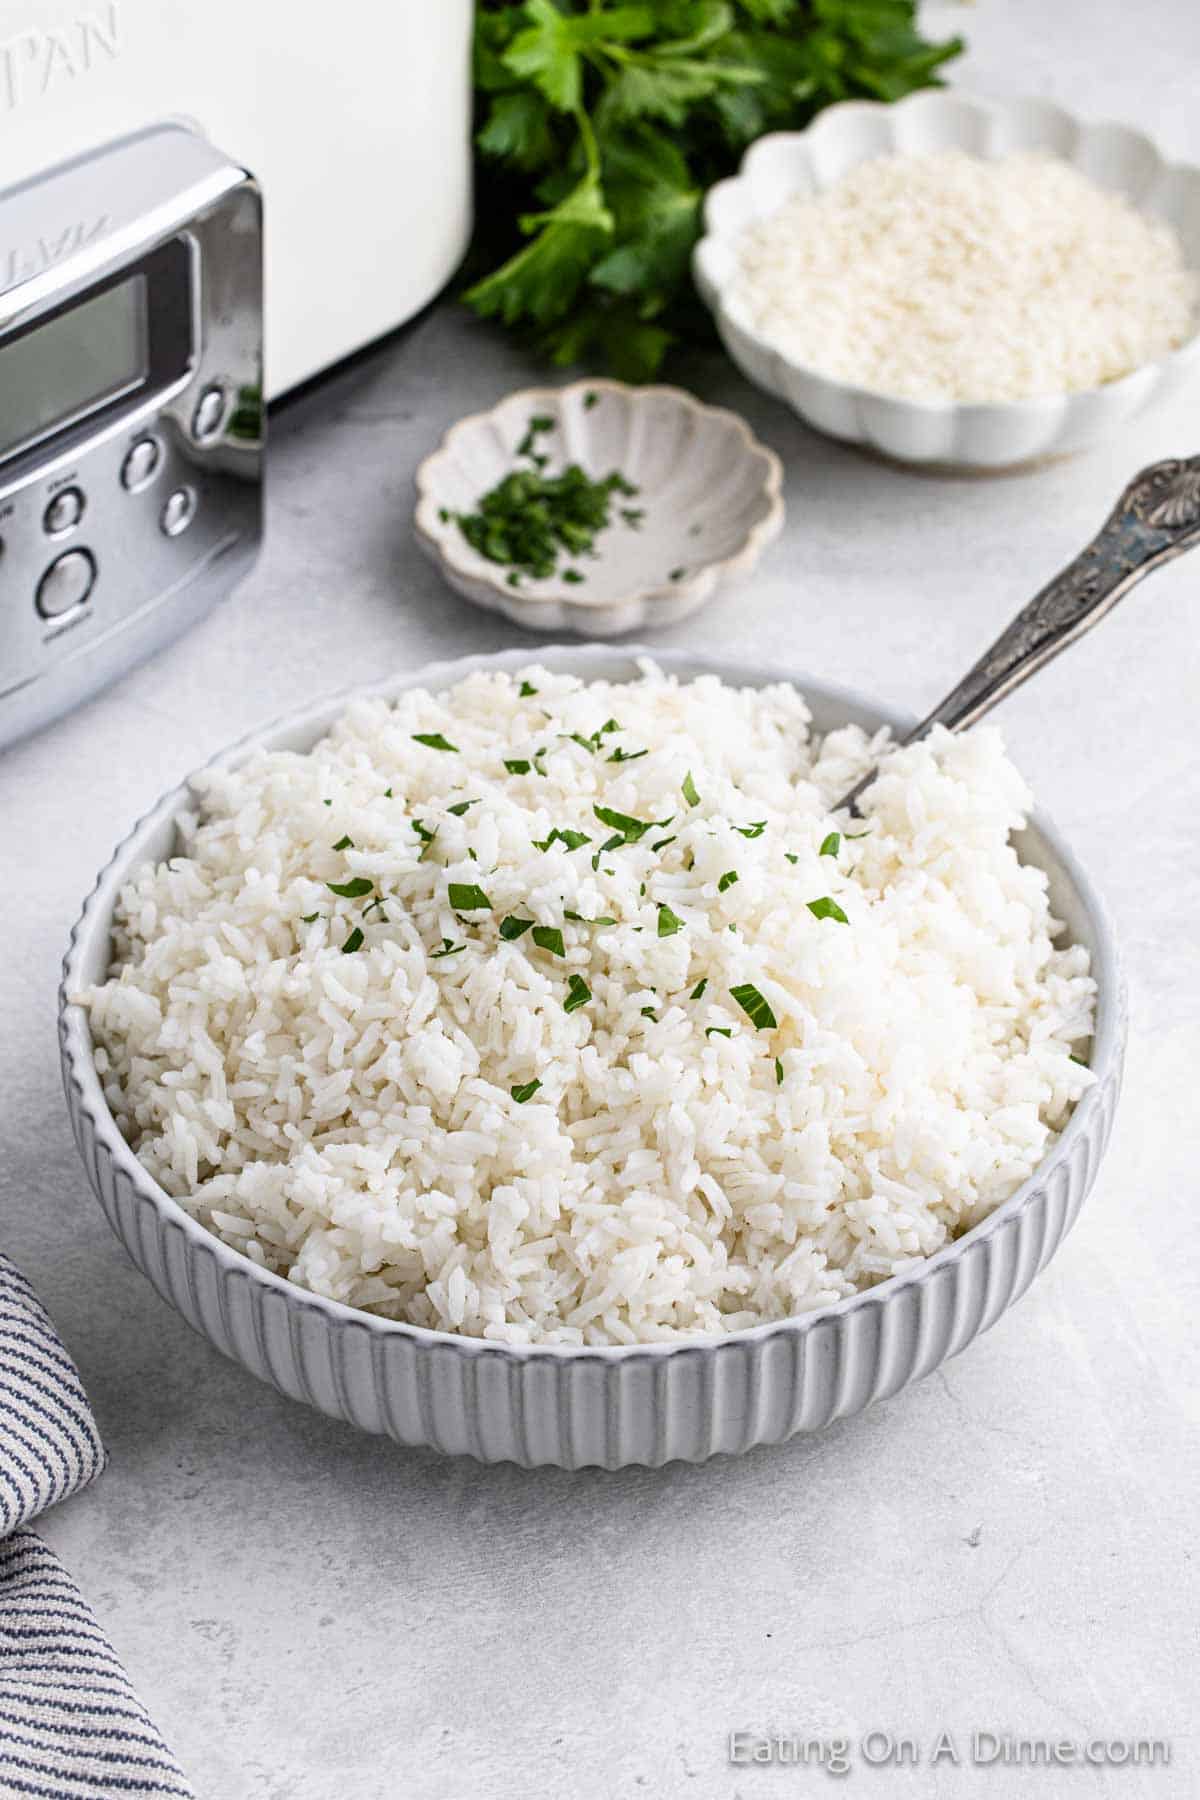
[81, 663, 1096, 1345]
[730, 148, 1198, 404]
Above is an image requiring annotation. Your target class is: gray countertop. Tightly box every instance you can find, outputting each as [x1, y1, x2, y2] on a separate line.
[4, 4, 1200, 1795]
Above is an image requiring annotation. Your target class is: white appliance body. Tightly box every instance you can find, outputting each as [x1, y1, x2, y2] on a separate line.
[1, 0, 475, 395]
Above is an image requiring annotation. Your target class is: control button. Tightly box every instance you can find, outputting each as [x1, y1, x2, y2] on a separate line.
[44, 487, 85, 536]
[160, 486, 197, 537]
[121, 436, 162, 492]
[37, 548, 96, 619]
[192, 384, 227, 443]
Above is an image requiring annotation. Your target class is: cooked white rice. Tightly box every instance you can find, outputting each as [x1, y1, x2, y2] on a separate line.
[81, 663, 1096, 1345]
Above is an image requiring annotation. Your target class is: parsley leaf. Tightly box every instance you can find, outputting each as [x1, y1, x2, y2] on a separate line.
[447, 799, 480, 816]
[690, 977, 707, 999]
[706, 1026, 732, 1039]
[819, 832, 841, 857]
[564, 973, 592, 1012]
[412, 732, 458, 752]
[518, 679, 539, 697]
[682, 770, 701, 807]
[332, 834, 354, 851]
[718, 870, 738, 893]
[734, 820, 767, 839]
[341, 927, 364, 955]
[499, 915, 534, 940]
[807, 896, 849, 924]
[731, 983, 777, 1030]
[432, 938, 466, 959]
[448, 882, 492, 911]
[532, 925, 566, 956]
[510, 1077, 542, 1103]
[327, 877, 373, 899]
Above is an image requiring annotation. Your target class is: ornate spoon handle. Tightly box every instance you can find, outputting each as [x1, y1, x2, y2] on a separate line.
[838, 454, 1200, 812]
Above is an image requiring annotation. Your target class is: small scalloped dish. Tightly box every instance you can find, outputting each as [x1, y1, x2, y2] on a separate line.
[693, 91, 1200, 469]
[414, 380, 784, 635]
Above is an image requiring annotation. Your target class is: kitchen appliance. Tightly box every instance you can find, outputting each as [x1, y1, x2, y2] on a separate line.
[1, 1, 474, 747]
[1, 124, 263, 748]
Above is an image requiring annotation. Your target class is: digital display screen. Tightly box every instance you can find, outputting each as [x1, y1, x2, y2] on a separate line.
[0, 275, 149, 463]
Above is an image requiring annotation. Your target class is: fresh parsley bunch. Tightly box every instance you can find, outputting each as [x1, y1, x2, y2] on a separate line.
[465, 0, 963, 380]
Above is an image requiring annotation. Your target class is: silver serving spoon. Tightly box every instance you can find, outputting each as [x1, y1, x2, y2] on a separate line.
[836, 454, 1200, 814]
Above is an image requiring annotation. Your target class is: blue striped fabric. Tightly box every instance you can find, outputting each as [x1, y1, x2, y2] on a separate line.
[0, 1257, 194, 1800]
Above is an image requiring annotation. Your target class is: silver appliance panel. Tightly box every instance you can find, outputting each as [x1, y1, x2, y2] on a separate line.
[0, 125, 263, 749]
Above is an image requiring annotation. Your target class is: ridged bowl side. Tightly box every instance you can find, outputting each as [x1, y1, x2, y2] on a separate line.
[59, 645, 1126, 1467]
[693, 91, 1200, 469]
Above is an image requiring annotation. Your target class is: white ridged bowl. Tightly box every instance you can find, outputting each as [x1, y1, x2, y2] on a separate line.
[59, 646, 1125, 1468]
[693, 91, 1200, 468]
[413, 381, 784, 634]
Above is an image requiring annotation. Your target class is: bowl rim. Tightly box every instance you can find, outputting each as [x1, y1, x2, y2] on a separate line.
[60, 643, 1124, 1363]
[412, 377, 785, 613]
[693, 87, 1200, 420]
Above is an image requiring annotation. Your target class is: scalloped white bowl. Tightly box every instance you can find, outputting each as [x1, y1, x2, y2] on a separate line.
[413, 380, 783, 634]
[59, 646, 1125, 1469]
[693, 91, 1200, 469]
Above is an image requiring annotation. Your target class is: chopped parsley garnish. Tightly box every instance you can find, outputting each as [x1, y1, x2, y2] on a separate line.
[446, 453, 642, 584]
[607, 747, 648, 764]
[412, 732, 458, 752]
[431, 938, 466, 959]
[807, 896, 849, 924]
[323, 799, 332, 807]
[383, 788, 393, 799]
[564, 910, 616, 926]
[447, 799, 479, 817]
[448, 882, 492, 911]
[775, 1057, 784, 1086]
[657, 903, 684, 938]
[341, 927, 364, 955]
[682, 771, 701, 808]
[504, 758, 532, 775]
[362, 896, 387, 921]
[718, 871, 738, 893]
[327, 877, 373, 899]
[734, 821, 767, 839]
[706, 1026, 732, 1039]
[731, 984, 777, 1030]
[516, 414, 555, 459]
[532, 827, 591, 852]
[518, 680, 538, 697]
[784, 853, 799, 865]
[583, 391, 598, 411]
[641, 1006, 657, 1020]
[669, 566, 685, 581]
[593, 803, 669, 842]
[510, 1078, 542, 1103]
[819, 832, 841, 857]
[499, 915, 534, 940]
[332, 834, 354, 851]
[1069, 1053, 1088, 1067]
[846, 829, 872, 840]
[651, 836, 676, 853]
[532, 925, 565, 957]
[563, 974, 591, 1012]
[690, 978, 708, 999]
[563, 569, 585, 584]
[412, 820, 437, 843]
[300, 912, 319, 924]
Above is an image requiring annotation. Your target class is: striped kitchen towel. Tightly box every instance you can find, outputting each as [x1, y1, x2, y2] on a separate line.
[0, 1254, 194, 1799]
